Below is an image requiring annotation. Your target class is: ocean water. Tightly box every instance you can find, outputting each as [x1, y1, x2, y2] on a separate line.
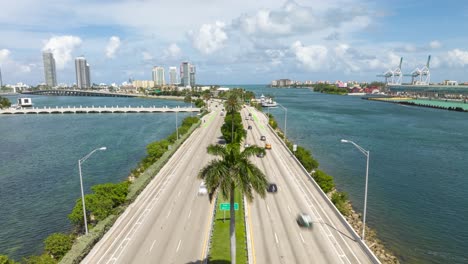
[239, 85, 468, 264]
[0, 95, 190, 260]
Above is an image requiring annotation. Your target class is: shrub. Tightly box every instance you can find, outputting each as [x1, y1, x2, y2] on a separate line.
[44, 233, 73, 260]
[312, 170, 335, 193]
[22, 254, 56, 264]
[331, 191, 350, 216]
[294, 146, 319, 172]
[0, 255, 18, 264]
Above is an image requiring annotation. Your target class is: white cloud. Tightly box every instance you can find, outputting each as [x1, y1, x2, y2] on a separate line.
[290, 41, 328, 71]
[163, 43, 182, 58]
[191, 21, 228, 54]
[42, 36, 82, 70]
[446, 49, 468, 67]
[142, 51, 153, 61]
[0, 49, 11, 63]
[429, 40, 441, 49]
[105, 36, 121, 58]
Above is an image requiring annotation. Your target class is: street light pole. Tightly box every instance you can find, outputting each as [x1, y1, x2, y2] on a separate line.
[176, 108, 179, 140]
[278, 103, 287, 140]
[341, 139, 369, 241]
[78, 146, 106, 235]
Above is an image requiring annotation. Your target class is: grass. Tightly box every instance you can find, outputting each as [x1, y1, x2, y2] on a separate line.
[209, 189, 247, 264]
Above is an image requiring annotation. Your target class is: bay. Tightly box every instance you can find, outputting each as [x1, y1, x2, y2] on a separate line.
[0, 95, 191, 260]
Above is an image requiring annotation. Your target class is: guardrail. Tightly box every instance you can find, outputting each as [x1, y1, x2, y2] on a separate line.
[261, 111, 381, 264]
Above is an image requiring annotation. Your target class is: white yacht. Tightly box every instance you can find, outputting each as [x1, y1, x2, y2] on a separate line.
[17, 98, 33, 107]
[260, 94, 278, 107]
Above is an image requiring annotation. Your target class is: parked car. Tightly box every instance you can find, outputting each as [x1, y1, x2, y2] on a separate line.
[198, 181, 208, 195]
[260, 135, 266, 141]
[296, 213, 313, 229]
[265, 143, 272, 149]
[267, 183, 278, 193]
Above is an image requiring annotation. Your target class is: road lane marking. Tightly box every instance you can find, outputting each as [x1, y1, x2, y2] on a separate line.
[188, 209, 192, 219]
[149, 240, 156, 252]
[248, 202, 257, 264]
[274, 232, 279, 244]
[166, 209, 172, 218]
[176, 240, 182, 252]
[201, 199, 216, 260]
[266, 204, 271, 213]
[178, 191, 181, 197]
[299, 233, 305, 244]
[287, 205, 292, 214]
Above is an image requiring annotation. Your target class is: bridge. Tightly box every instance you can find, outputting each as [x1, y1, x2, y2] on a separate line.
[0, 105, 200, 115]
[21, 89, 138, 97]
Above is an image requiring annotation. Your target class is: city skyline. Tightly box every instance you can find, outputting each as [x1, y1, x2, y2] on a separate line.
[2, 1, 468, 85]
[42, 52, 57, 87]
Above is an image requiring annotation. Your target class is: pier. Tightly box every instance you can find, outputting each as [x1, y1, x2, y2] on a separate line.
[0, 105, 201, 115]
[21, 89, 138, 97]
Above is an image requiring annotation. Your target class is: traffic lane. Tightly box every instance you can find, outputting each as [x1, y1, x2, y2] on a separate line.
[249, 121, 340, 264]
[261, 110, 372, 263]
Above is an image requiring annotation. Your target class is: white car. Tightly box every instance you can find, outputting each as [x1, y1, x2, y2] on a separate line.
[198, 181, 208, 195]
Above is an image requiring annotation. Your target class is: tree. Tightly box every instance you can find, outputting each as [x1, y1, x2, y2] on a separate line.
[22, 254, 56, 264]
[44, 233, 73, 260]
[224, 95, 242, 143]
[184, 93, 192, 104]
[91, 182, 129, 207]
[0, 96, 11, 109]
[198, 144, 268, 264]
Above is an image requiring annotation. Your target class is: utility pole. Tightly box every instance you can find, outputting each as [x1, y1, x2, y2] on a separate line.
[0, 66, 3, 88]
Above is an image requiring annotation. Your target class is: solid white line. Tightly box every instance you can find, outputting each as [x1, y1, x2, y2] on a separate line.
[176, 240, 182, 252]
[188, 209, 192, 219]
[274, 232, 279, 244]
[149, 240, 156, 252]
[166, 209, 172, 218]
[299, 233, 305, 244]
[266, 204, 271, 213]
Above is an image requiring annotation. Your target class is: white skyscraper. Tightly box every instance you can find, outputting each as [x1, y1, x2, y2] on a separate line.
[42, 52, 57, 87]
[180, 62, 190, 87]
[152, 66, 165, 86]
[169, 67, 178, 85]
[75, 56, 91, 89]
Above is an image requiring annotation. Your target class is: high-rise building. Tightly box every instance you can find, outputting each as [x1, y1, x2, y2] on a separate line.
[189, 65, 196, 87]
[180, 62, 191, 87]
[152, 66, 165, 85]
[169, 67, 178, 85]
[75, 56, 91, 89]
[42, 52, 57, 87]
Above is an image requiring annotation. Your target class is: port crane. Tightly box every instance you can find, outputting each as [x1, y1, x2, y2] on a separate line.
[404, 55, 431, 85]
[377, 57, 403, 85]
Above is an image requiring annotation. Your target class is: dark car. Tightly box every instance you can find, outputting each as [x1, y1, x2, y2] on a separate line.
[256, 152, 265, 158]
[248, 125, 252, 130]
[248, 113, 252, 116]
[260, 135, 266, 141]
[296, 213, 313, 229]
[267, 183, 278, 193]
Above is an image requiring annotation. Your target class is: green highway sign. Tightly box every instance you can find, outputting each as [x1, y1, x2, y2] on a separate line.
[220, 203, 239, 211]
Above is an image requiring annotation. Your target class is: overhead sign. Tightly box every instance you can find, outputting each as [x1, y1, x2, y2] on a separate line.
[220, 203, 239, 211]
[293, 144, 297, 152]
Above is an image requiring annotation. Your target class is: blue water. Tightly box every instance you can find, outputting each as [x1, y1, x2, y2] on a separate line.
[0, 95, 190, 260]
[237, 85, 468, 264]
[2, 90, 468, 263]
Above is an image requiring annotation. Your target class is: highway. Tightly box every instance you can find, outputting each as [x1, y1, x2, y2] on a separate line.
[242, 106, 377, 264]
[82, 102, 224, 264]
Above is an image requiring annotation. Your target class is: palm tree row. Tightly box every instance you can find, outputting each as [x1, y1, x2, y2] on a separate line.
[198, 93, 268, 264]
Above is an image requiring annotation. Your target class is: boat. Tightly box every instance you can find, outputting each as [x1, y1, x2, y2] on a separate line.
[17, 98, 33, 107]
[260, 94, 278, 107]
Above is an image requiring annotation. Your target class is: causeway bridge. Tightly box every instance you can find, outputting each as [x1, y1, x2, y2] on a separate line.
[21, 89, 138, 97]
[0, 105, 200, 115]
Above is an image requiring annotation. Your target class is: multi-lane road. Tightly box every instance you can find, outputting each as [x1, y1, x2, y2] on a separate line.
[83, 102, 224, 264]
[242, 106, 377, 264]
[82, 101, 378, 264]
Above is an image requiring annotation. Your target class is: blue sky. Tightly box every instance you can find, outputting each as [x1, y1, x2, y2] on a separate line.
[1, 0, 468, 85]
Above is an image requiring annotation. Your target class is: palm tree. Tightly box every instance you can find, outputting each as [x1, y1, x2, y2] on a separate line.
[225, 94, 242, 143]
[199, 144, 268, 264]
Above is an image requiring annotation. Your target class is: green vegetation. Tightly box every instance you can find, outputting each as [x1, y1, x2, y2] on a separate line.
[313, 83, 347, 95]
[44, 233, 73, 261]
[209, 190, 247, 264]
[293, 146, 319, 172]
[0, 96, 11, 109]
[331, 191, 350, 215]
[0, 255, 18, 264]
[22, 254, 56, 264]
[312, 170, 335, 193]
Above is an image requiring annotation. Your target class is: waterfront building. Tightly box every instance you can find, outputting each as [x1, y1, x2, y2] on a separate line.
[42, 52, 57, 87]
[132, 80, 155, 89]
[180, 62, 190, 87]
[75, 56, 91, 89]
[190, 65, 196, 87]
[169, 67, 178, 85]
[152, 66, 165, 86]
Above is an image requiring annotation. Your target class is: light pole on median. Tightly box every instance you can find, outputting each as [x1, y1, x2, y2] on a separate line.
[78, 146, 107, 235]
[341, 139, 369, 241]
[277, 103, 287, 140]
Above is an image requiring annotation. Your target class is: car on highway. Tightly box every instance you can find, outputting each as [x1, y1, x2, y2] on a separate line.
[198, 181, 208, 195]
[267, 183, 277, 193]
[265, 143, 272, 149]
[244, 143, 250, 148]
[256, 152, 265, 158]
[296, 213, 313, 229]
[220, 111, 224, 116]
[260, 135, 266, 141]
[248, 125, 252, 130]
[248, 113, 252, 116]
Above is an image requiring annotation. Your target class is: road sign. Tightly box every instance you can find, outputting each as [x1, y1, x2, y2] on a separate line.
[220, 203, 239, 211]
[293, 144, 297, 152]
